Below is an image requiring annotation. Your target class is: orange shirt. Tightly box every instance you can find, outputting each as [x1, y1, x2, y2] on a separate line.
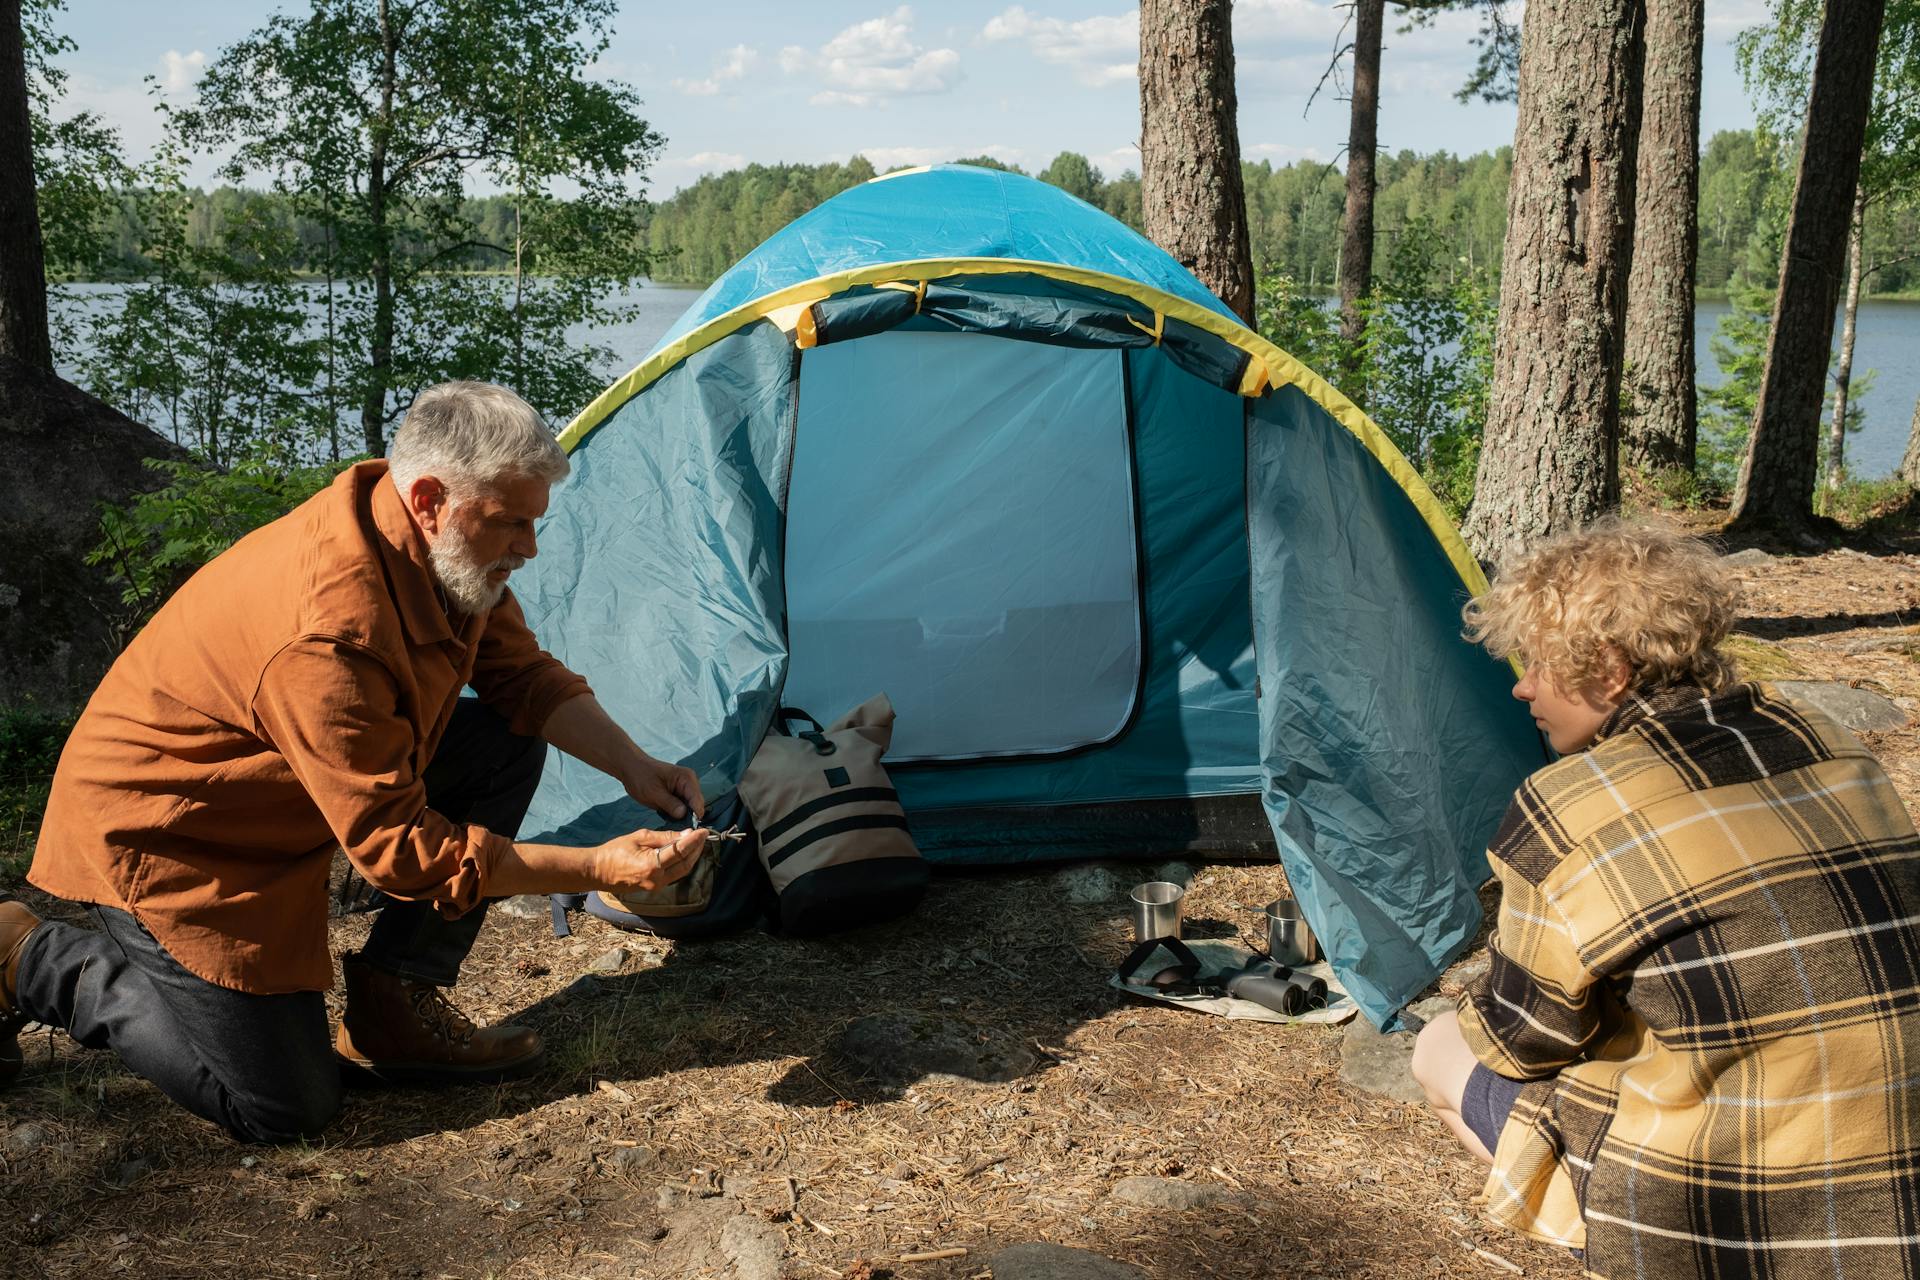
[31, 460, 591, 994]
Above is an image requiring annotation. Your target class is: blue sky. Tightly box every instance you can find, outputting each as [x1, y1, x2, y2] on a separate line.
[53, 1, 1770, 197]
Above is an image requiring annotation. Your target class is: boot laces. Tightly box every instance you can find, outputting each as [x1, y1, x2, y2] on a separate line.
[408, 984, 477, 1047]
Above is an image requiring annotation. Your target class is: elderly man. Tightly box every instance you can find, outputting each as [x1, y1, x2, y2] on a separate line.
[0, 381, 706, 1143]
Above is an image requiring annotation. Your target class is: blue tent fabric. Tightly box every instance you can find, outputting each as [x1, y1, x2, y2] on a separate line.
[514, 165, 1545, 1026]
[650, 165, 1239, 357]
[1246, 386, 1542, 1022]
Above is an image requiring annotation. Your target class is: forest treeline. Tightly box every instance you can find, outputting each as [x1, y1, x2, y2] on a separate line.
[70, 131, 1920, 298]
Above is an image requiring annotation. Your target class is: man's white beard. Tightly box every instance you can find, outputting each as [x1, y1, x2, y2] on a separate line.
[429, 519, 525, 616]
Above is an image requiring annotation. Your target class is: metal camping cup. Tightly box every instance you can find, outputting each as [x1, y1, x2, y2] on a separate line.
[1265, 896, 1320, 966]
[1130, 881, 1186, 943]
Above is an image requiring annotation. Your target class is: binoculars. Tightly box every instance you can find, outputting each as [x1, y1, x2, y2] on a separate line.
[1220, 957, 1329, 1016]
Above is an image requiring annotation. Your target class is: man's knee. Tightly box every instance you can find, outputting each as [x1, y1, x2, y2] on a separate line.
[223, 1071, 343, 1145]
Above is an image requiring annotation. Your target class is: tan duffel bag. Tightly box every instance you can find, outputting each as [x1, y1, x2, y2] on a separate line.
[740, 695, 929, 934]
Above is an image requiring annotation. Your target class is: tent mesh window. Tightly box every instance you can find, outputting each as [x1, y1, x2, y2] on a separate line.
[783, 330, 1143, 761]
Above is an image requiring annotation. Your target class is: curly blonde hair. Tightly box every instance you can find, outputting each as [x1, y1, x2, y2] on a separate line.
[1463, 520, 1741, 697]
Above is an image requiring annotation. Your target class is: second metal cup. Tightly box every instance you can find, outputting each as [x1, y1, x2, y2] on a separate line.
[1265, 896, 1320, 965]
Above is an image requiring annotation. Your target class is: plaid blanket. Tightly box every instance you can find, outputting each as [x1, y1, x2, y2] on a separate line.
[1457, 681, 1920, 1278]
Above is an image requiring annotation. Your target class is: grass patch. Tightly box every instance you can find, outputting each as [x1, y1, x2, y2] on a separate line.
[0, 706, 73, 887]
[1724, 634, 1808, 681]
[1822, 476, 1915, 528]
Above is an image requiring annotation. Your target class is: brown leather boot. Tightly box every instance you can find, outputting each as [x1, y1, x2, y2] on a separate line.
[334, 953, 543, 1085]
[1, 901, 43, 1088]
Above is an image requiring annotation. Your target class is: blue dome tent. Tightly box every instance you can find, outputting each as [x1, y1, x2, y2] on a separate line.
[515, 165, 1544, 1026]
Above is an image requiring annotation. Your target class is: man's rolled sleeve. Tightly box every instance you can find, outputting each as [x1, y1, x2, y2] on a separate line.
[1457, 861, 1605, 1079]
[470, 590, 591, 738]
[252, 637, 506, 916]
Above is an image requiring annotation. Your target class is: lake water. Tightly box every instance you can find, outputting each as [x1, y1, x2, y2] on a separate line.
[58, 282, 1920, 478]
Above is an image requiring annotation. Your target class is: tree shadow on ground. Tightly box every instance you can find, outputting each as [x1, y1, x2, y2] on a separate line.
[1736, 608, 1917, 640]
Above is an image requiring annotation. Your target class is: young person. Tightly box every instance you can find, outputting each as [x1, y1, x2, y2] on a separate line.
[1413, 521, 1920, 1276]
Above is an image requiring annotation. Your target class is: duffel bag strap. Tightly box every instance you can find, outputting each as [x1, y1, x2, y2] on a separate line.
[773, 706, 835, 755]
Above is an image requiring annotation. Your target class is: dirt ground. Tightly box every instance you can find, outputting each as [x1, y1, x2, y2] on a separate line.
[4, 514, 1917, 1280]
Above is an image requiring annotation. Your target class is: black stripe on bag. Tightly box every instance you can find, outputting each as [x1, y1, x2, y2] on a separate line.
[765, 813, 912, 869]
[760, 786, 900, 845]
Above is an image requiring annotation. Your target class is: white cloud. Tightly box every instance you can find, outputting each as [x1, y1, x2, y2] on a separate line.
[1245, 141, 1327, 165]
[1234, 0, 1346, 43]
[1091, 144, 1140, 177]
[1704, 0, 1769, 37]
[160, 49, 204, 93]
[672, 44, 757, 97]
[982, 6, 1137, 87]
[680, 150, 749, 170]
[781, 7, 963, 109]
[854, 143, 1027, 171]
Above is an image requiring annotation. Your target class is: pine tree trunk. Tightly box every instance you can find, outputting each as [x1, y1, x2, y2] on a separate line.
[358, 0, 397, 459]
[1338, 0, 1384, 397]
[1902, 392, 1920, 488]
[0, 0, 52, 372]
[1824, 186, 1866, 498]
[1620, 0, 1700, 475]
[1463, 0, 1644, 566]
[1728, 0, 1886, 538]
[1139, 0, 1255, 323]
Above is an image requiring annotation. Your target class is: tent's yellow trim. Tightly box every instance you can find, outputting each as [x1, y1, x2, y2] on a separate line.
[557, 257, 1489, 599]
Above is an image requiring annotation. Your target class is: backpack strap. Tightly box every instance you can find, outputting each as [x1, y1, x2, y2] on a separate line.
[1115, 936, 1202, 989]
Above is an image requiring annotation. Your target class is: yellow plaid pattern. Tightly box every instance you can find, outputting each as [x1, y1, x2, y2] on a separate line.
[1457, 682, 1920, 1278]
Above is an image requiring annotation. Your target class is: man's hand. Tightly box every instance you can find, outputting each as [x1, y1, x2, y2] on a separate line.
[622, 756, 705, 823]
[592, 827, 708, 895]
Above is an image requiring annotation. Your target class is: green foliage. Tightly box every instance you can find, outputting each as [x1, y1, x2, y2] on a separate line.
[1257, 216, 1497, 519]
[175, 0, 664, 452]
[0, 706, 74, 886]
[86, 443, 355, 628]
[21, 0, 133, 281]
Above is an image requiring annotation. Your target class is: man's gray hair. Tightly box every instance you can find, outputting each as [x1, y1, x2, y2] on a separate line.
[387, 381, 570, 501]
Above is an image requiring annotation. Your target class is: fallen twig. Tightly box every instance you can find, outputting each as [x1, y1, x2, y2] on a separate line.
[896, 1246, 968, 1263]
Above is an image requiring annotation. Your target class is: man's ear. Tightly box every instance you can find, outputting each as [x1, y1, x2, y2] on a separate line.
[404, 475, 450, 537]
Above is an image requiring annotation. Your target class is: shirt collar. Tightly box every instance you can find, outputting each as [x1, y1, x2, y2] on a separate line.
[1595, 682, 1711, 743]
[367, 461, 457, 648]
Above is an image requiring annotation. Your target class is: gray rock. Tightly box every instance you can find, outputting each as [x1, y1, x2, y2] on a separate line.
[492, 895, 554, 920]
[1108, 1175, 1233, 1211]
[1339, 996, 1453, 1104]
[1722, 548, 1774, 569]
[831, 1013, 1043, 1086]
[5, 1123, 47, 1155]
[1153, 861, 1196, 887]
[554, 975, 605, 1004]
[1053, 864, 1120, 906]
[589, 947, 629, 975]
[1774, 681, 1909, 732]
[718, 1214, 784, 1280]
[602, 1145, 657, 1175]
[990, 1242, 1151, 1280]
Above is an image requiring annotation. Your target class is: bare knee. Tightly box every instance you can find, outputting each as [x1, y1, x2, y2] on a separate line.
[1411, 1009, 1469, 1110]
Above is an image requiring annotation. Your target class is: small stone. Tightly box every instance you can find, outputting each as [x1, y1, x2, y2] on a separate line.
[492, 895, 553, 920]
[5, 1123, 47, 1155]
[719, 1214, 784, 1280]
[830, 1013, 1042, 1087]
[589, 947, 629, 975]
[1447, 956, 1491, 990]
[1052, 864, 1119, 906]
[108, 1156, 154, 1189]
[553, 975, 604, 1005]
[1108, 1175, 1234, 1211]
[603, 1145, 657, 1175]
[1722, 548, 1774, 569]
[1774, 681, 1909, 733]
[989, 1242, 1152, 1280]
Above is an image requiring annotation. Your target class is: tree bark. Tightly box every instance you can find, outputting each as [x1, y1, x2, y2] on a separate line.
[1620, 0, 1700, 475]
[1139, 0, 1255, 323]
[1338, 0, 1384, 396]
[1728, 0, 1886, 538]
[359, 0, 397, 459]
[0, 0, 52, 371]
[1824, 184, 1866, 497]
[1902, 391, 1920, 488]
[1463, 0, 1644, 566]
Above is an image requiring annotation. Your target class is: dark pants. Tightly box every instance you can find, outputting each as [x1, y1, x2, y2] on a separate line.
[15, 699, 546, 1143]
